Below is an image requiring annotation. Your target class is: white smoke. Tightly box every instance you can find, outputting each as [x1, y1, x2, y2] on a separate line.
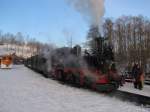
[39, 44, 56, 72]
[66, 0, 105, 30]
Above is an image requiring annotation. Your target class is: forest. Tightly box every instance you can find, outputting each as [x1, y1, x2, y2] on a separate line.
[0, 15, 150, 71]
[102, 16, 150, 71]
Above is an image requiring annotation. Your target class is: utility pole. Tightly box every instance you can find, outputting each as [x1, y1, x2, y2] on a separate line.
[70, 36, 73, 48]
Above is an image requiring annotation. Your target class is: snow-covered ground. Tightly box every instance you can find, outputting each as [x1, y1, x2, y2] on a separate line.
[119, 82, 150, 97]
[0, 65, 149, 112]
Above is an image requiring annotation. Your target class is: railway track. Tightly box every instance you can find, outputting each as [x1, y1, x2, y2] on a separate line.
[109, 90, 150, 107]
[26, 66, 150, 107]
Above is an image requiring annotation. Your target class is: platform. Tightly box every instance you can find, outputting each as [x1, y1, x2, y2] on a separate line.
[119, 82, 150, 97]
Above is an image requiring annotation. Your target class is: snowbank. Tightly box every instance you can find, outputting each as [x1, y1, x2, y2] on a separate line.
[0, 65, 149, 112]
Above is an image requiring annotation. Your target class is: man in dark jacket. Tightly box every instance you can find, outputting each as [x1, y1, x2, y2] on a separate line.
[131, 64, 139, 88]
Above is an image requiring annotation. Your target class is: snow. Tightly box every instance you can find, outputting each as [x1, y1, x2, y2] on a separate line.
[0, 45, 14, 56]
[119, 82, 150, 97]
[0, 65, 149, 112]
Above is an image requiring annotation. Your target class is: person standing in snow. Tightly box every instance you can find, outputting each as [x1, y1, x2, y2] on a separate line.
[136, 66, 144, 90]
[131, 63, 138, 88]
[132, 64, 144, 90]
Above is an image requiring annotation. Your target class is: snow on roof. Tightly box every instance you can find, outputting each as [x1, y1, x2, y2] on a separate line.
[0, 46, 14, 56]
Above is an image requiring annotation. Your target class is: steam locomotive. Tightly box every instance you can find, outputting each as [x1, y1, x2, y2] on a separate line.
[25, 37, 123, 92]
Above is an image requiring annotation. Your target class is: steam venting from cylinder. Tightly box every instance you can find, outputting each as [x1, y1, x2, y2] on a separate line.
[66, 0, 105, 31]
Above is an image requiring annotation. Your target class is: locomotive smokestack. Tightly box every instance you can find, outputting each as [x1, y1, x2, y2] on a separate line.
[66, 0, 105, 31]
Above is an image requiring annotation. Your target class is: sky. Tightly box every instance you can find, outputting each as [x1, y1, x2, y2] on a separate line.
[0, 0, 150, 47]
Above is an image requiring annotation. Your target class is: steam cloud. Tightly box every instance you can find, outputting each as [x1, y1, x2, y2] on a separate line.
[41, 0, 105, 73]
[66, 0, 105, 29]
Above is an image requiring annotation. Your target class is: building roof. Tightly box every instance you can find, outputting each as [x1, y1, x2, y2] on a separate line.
[0, 46, 14, 56]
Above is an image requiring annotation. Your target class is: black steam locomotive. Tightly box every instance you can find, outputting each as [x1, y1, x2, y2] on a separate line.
[25, 37, 123, 92]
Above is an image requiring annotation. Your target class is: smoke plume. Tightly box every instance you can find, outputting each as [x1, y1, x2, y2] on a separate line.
[66, 0, 105, 29]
